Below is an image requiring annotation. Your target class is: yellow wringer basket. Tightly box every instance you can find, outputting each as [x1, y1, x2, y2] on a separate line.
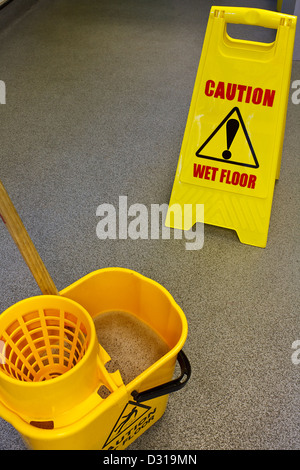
[0, 295, 104, 426]
[0, 296, 92, 383]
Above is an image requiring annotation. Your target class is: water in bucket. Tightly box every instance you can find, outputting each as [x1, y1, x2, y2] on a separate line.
[94, 311, 170, 385]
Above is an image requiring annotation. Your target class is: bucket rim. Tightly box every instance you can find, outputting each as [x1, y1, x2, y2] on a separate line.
[61, 267, 188, 315]
[60, 267, 189, 388]
[61, 267, 188, 343]
[80, 268, 189, 388]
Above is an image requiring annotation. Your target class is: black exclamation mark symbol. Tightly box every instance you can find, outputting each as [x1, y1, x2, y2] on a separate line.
[222, 119, 239, 160]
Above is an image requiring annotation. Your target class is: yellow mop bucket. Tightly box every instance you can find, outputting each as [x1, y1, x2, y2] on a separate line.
[0, 181, 191, 450]
[0, 268, 190, 450]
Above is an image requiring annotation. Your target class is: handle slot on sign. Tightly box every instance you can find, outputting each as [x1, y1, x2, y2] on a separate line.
[226, 23, 277, 45]
[212, 7, 294, 55]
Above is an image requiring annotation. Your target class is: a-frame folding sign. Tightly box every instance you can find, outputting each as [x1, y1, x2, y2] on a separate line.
[166, 7, 297, 247]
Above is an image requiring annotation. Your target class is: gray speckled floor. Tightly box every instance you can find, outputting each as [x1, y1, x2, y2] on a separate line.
[0, 0, 299, 450]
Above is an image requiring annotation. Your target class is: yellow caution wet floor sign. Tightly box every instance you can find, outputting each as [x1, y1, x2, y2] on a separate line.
[166, 7, 297, 247]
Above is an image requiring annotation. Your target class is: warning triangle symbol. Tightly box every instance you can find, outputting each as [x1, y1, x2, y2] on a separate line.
[103, 400, 151, 449]
[195, 107, 259, 169]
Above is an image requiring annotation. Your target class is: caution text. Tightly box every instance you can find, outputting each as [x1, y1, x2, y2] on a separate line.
[205, 80, 276, 107]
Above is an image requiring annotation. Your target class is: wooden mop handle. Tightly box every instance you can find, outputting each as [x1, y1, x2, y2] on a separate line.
[0, 180, 59, 295]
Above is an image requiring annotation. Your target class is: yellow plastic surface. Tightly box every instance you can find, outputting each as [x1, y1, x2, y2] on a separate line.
[0, 296, 103, 423]
[166, 7, 297, 247]
[0, 268, 188, 450]
[0, 296, 92, 382]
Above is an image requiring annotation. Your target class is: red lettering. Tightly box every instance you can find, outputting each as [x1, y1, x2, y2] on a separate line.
[226, 83, 237, 100]
[247, 174, 256, 189]
[204, 80, 275, 107]
[204, 166, 211, 180]
[194, 164, 219, 181]
[237, 85, 247, 102]
[263, 89, 276, 107]
[205, 80, 215, 97]
[220, 168, 227, 183]
[239, 173, 248, 187]
[226, 170, 231, 184]
[219, 169, 257, 189]
[245, 86, 252, 103]
[252, 88, 263, 105]
[211, 167, 219, 181]
[231, 171, 239, 185]
[214, 81, 225, 99]
[193, 163, 206, 179]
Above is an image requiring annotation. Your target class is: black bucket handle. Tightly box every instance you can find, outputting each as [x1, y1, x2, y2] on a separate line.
[131, 350, 191, 403]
